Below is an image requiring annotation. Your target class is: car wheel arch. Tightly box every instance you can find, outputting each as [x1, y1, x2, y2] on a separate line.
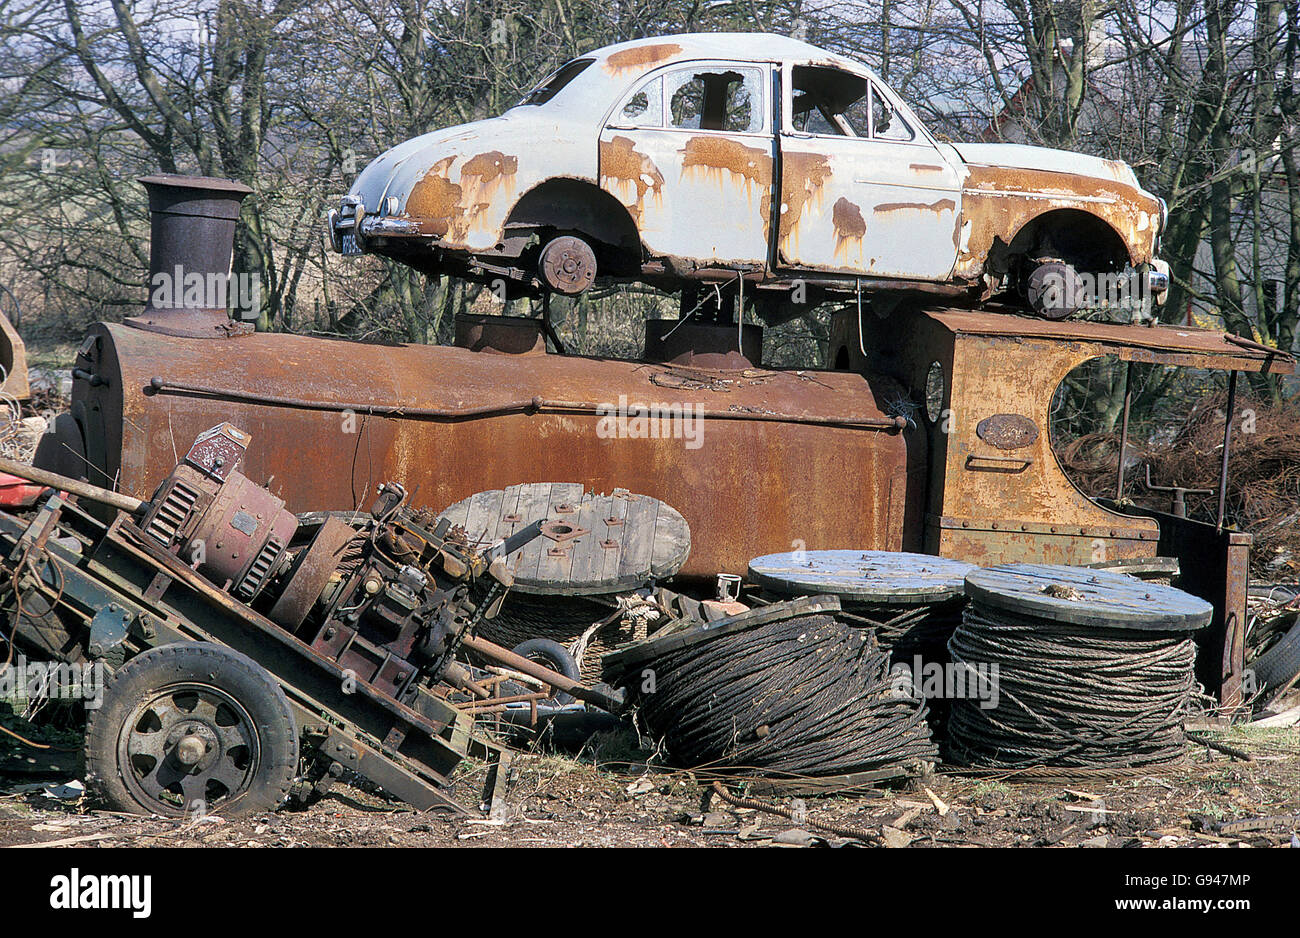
[504, 178, 643, 272]
[1005, 207, 1133, 270]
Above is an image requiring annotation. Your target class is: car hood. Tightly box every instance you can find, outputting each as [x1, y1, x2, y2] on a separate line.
[950, 142, 1141, 189]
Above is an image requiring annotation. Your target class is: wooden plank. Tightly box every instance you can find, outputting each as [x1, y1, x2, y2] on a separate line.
[597, 490, 632, 585]
[461, 487, 505, 549]
[510, 483, 555, 583]
[616, 494, 661, 584]
[565, 489, 609, 586]
[439, 486, 690, 594]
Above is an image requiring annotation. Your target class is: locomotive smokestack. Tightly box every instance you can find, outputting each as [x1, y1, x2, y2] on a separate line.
[126, 174, 253, 337]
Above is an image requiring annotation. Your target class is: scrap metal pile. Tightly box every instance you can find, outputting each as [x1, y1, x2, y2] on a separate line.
[3, 162, 1293, 823]
[0, 432, 1233, 815]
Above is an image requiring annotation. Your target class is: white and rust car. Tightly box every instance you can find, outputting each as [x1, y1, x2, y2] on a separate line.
[330, 32, 1169, 319]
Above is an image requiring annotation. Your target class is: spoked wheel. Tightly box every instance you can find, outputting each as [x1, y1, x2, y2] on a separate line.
[85, 643, 298, 818]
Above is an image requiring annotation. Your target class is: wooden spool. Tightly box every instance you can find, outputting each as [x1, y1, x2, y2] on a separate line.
[963, 563, 1213, 632]
[438, 483, 690, 596]
[747, 549, 976, 606]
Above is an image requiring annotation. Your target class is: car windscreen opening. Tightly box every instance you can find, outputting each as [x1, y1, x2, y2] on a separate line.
[519, 58, 594, 106]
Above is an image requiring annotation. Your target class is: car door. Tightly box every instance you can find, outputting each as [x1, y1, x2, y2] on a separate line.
[599, 60, 774, 268]
[776, 63, 962, 281]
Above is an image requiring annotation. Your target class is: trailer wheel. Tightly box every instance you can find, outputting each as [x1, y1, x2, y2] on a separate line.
[85, 643, 298, 818]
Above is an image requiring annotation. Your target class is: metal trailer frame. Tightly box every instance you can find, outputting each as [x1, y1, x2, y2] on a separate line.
[1, 493, 511, 815]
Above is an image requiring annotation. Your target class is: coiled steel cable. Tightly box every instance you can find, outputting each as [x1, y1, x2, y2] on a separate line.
[946, 602, 1200, 769]
[836, 597, 966, 661]
[609, 614, 938, 776]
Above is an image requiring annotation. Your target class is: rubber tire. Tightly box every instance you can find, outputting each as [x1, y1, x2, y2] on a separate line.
[510, 638, 580, 705]
[85, 642, 298, 818]
[1252, 618, 1300, 699]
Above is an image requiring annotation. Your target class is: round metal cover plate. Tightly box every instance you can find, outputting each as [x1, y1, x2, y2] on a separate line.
[601, 594, 842, 672]
[748, 549, 977, 605]
[964, 563, 1213, 632]
[438, 483, 690, 595]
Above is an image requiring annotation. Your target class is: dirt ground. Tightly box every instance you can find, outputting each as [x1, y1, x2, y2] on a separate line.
[1, 724, 1297, 849]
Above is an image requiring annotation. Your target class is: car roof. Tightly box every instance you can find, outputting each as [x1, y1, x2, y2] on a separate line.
[585, 32, 876, 76]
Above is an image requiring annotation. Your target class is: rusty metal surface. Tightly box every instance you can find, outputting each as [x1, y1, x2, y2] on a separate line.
[976, 413, 1039, 450]
[268, 517, 359, 630]
[953, 163, 1161, 279]
[912, 306, 1295, 374]
[849, 306, 1166, 568]
[126, 175, 254, 339]
[1109, 503, 1253, 708]
[0, 311, 29, 400]
[66, 323, 922, 585]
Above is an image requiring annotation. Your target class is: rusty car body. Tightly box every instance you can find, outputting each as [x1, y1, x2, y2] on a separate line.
[329, 32, 1169, 318]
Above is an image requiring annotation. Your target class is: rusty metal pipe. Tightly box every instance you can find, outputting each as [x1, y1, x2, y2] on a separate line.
[1115, 360, 1135, 499]
[459, 692, 550, 708]
[148, 377, 909, 431]
[1217, 370, 1238, 531]
[0, 455, 144, 514]
[461, 634, 621, 712]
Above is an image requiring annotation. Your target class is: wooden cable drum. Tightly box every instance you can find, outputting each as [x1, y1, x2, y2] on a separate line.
[439, 483, 690, 680]
[947, 563, 1215, 770]
[747, 550, 977, 662]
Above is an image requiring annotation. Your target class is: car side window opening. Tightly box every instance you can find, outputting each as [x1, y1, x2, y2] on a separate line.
[789, 65, 869, 137]
[519, 58, 595, 106]
[616, 76, 664, 127]
[870, 83, 915, 141]
[666, 66, 764, 133]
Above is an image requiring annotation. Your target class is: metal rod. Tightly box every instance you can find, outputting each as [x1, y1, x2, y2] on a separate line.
[0, 454, 144, 514]
[149, 378, 910, 430]
[1115, 360, 1135, 498]
[461, 634, 621, 712]
[1217, 370, 1238, 531]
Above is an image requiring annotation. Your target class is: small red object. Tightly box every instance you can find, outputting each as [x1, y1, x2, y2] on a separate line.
[0, 472, 47, 509]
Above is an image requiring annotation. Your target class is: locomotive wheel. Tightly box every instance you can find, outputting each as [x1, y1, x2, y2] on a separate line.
[538, 236, 597, 296]
[1026, 260, 1087, 320]
[85, 643, 298, 818]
